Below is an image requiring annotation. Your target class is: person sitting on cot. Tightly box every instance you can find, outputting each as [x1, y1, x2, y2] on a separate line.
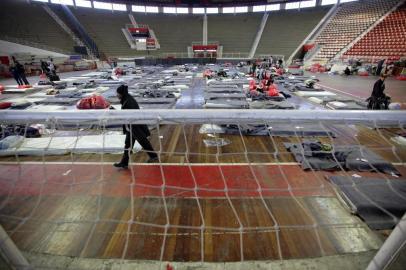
[265, 79, 280, 97]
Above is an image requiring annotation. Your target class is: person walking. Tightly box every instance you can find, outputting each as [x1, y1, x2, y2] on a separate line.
[14, 59, 29, 85]
[9, 62, 23, 85]
[113, 85, 158, 169]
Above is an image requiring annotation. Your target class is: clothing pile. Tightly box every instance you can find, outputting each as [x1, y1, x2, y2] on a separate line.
[0, 125, 41, 138]
[285, 141, 400, 175]
[77, 95, 110, 109]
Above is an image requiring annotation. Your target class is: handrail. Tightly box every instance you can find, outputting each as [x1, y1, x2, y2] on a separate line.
[304, 44, 321, 62]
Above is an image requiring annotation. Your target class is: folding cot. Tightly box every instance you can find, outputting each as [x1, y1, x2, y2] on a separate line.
[204, 93, 247, 101]
[204, 99, 249, 109]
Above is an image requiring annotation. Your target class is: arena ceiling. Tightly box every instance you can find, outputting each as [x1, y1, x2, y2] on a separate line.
[107, 0, 304, 7]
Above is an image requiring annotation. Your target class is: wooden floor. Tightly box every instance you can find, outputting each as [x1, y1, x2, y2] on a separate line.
[0, 70, 405, 263]
[0, 123, 404, 262]
[314, 72, 406, 103]
[0, 163, 388, 262]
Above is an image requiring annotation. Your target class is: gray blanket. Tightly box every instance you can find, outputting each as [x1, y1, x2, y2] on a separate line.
[285, 141, 400, 175]
[205, 93, 246, 100]
[249, 100, 295, 109]
[329, 176, 406, 229]
[216, 124, 336, 137]
[204, 99, 249, 109]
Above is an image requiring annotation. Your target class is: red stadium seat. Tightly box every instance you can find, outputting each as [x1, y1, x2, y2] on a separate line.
[76, 95, 110, 110]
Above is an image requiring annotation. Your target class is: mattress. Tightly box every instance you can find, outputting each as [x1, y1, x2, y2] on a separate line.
[2, 88, 36, 94]
[204, 93, 246, 100]
[308, 97, 324, 104]
[0, 134, 140, 156]
[249, 100, 295, 109]
[296, 91, 337, 97]
[206, 88, 242, 93]
[161, 85, 189, 90]
[326, 101, 367, 110]
[204, 100, 249, 109]
[136, 97, 177, 104]
[207, 84, 240, 89]
[391, 136, 406, 146]
[38, 97, 81, 105]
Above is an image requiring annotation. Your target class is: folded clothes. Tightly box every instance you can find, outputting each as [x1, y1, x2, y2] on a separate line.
[9, 101, 32, 110]
[199, 124, 335, 137]
[0, 125, 41, 138]
[46, 89, 60, 95]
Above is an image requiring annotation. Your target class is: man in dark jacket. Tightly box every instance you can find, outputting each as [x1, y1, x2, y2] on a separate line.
[9, 63, 22, 85]
[114, 85, 158, 169]
[368, 74, 390, 109]
[15, 60, 29, 85]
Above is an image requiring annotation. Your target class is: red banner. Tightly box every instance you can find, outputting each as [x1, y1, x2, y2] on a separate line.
[192, 45, 218, 51]
[128, 27, 149, 34]
[146, 38, 155, 45]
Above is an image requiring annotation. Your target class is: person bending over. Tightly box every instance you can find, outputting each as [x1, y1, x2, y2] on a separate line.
[367, 74, 390, 109]
[344, 66, 351, 76]
[114, 85, 158, 169]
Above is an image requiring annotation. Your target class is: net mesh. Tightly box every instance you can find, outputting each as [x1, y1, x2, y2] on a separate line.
[0, 111, 405, 268]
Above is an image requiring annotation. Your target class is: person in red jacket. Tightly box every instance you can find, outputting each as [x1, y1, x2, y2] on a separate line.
[265, 79, 279, 97]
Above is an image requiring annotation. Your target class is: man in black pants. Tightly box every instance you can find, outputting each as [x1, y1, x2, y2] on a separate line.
[114, 85, 158, 169]
[15, 60, 29, 85]
[9, 63, 23, 85]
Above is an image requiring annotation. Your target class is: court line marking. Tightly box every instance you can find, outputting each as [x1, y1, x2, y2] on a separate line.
[0, 161, 299, 166]
[316, 83, 364, 101]
[0, 161, 404, 166]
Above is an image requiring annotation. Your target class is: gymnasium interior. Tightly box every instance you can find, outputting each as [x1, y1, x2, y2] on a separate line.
[0, 0, 405, 269]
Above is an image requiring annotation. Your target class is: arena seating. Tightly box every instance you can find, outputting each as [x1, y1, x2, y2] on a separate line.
[256, 6, 329, 58]
[136, 14, 203, 55]
[70, 8, 139, 57]
[0, 0, 76, 53]
[70, 8, 203, 57]
[207, 14, 262, 56]
[312, 0, 400, 63]
[343, 3, 406, 62]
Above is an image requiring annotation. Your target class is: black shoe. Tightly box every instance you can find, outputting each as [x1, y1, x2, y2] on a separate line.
[114, 162, 128, 169]
[147, 157, 159, 163]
